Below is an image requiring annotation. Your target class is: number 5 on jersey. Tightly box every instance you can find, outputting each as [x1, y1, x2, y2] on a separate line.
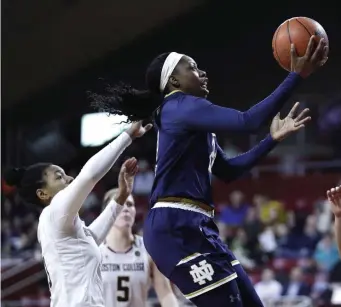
[117, 276, 130, 302]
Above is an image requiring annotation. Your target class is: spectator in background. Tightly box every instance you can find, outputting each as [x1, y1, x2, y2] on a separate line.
[311, 272, 330, 302]
[291, 199, 310, 233]
[278, 215, 320, 258]
[254, 194, 286, 225]
[219, 190, 249, 226]
[281, 267, 311, 297]
[258, 225, 277, 260]
[275, 223, 290, 256]
[133, 159, 154, 195]
[314, 233, 339, 272]
[216, 221, 233, 246]
[254, 269, 282, 303]
[243, 207, 263, 239]
[243, 207, 265, 263]
[294, 214, 320, 256]
[315, 197, 333, 234]
[231, 228, 256, 270]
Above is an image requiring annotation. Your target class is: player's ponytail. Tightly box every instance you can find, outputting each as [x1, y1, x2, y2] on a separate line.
[90, 52, 184, 122]
[89, 83, 162, 122]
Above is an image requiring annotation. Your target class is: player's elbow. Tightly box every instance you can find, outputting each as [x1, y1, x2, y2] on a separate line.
[242, 112, 264, 133]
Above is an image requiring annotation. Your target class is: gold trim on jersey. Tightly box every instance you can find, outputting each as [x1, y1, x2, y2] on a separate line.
[231, 260, 240, 266]
[155, 90, 183, 121]
[157, 197, 213, 213]
[176, 253, 202, 266]
[164, 90, 183, 98]
[184, 272, 238, 299]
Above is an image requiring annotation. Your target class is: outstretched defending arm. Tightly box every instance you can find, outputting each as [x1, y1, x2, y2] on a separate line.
[88, 158, 138, 245]
[49, 122, 151, 231]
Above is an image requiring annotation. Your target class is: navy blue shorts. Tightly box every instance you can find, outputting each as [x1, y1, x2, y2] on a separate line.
[143, 203, 264, 306]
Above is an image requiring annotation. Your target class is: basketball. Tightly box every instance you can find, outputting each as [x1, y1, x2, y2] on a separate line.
[272, 17, 329, 71]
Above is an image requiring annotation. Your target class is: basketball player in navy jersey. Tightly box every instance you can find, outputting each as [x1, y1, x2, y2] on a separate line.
[91, 36, 328, 306]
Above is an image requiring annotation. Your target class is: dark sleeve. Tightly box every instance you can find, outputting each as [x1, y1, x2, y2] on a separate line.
[212, 135, 278, 182]
[177, 72, 302, 133]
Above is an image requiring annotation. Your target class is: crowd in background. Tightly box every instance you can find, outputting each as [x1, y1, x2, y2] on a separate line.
[216, 189, 341, 306]
[2, 160, 341, 306]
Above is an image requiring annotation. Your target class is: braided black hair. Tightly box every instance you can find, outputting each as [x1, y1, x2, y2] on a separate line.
[89, 52, 171, 122]
[4, 163, 52, 206]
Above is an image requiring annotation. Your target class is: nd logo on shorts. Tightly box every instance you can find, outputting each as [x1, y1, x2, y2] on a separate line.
[170, 253, 238, 300]
[189, 260, 214, 285]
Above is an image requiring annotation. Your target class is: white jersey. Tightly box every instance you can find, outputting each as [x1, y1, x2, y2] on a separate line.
[100, 236, 151, 307]
[38, 208, 103, 307]
[37, 132, 132, 307]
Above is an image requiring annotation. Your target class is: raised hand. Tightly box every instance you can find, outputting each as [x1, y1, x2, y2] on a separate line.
[127, 121, 153, 139]
[270, 102, 311, 141]
[115, 158, 138, 205]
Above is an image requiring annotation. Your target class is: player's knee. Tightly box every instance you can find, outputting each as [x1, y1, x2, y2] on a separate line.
[190, 280, 243, 307]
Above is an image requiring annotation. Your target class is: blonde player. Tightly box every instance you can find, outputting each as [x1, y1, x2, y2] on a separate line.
[327, 185, 341, 256]
[100, 188, 178, 307]
[4, 122, 152, 307]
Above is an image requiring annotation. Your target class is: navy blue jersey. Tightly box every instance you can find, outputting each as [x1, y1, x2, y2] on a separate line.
[150, 73, 301, 207]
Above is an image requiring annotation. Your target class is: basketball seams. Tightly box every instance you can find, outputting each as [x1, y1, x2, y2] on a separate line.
[272, 17, 327, 71]
[286, 19, 293, 44]
[297, 17, 329, 46]
[295, 18, 313, 36]
[273, 27, 283, 68]
[285, 19, 294, 70]
[274, 22, 290, 70]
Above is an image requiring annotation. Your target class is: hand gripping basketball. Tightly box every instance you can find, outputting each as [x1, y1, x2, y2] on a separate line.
[291, 35, 329, 78]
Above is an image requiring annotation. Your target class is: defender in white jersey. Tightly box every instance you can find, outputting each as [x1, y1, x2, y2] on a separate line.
[100, 190, 178, 307]
[4, 122, 152, 307]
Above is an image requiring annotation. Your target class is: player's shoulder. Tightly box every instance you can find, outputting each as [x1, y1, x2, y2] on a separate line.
[163, 92, 205, 109]
[133, 235, 150, 254]
[163, 93, 210, 118]
[39, 205, 52, 223]
[159, 93, 207, 132]
[133, 236, 151, 261]
[37, 206, 53, 241]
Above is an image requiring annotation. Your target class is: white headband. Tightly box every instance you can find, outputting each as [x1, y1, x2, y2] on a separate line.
[159, 52, 184, 92]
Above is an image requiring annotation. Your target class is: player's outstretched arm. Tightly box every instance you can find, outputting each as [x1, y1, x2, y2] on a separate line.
[88, 158, 137, 245]
[50, 122, 152, 229]
[149, 256, 179, 307]
[174, 37, 326, 134]
[212, 103, 310, 182]
[327, 186, 341, 257]
[175, 74, 302, 133]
